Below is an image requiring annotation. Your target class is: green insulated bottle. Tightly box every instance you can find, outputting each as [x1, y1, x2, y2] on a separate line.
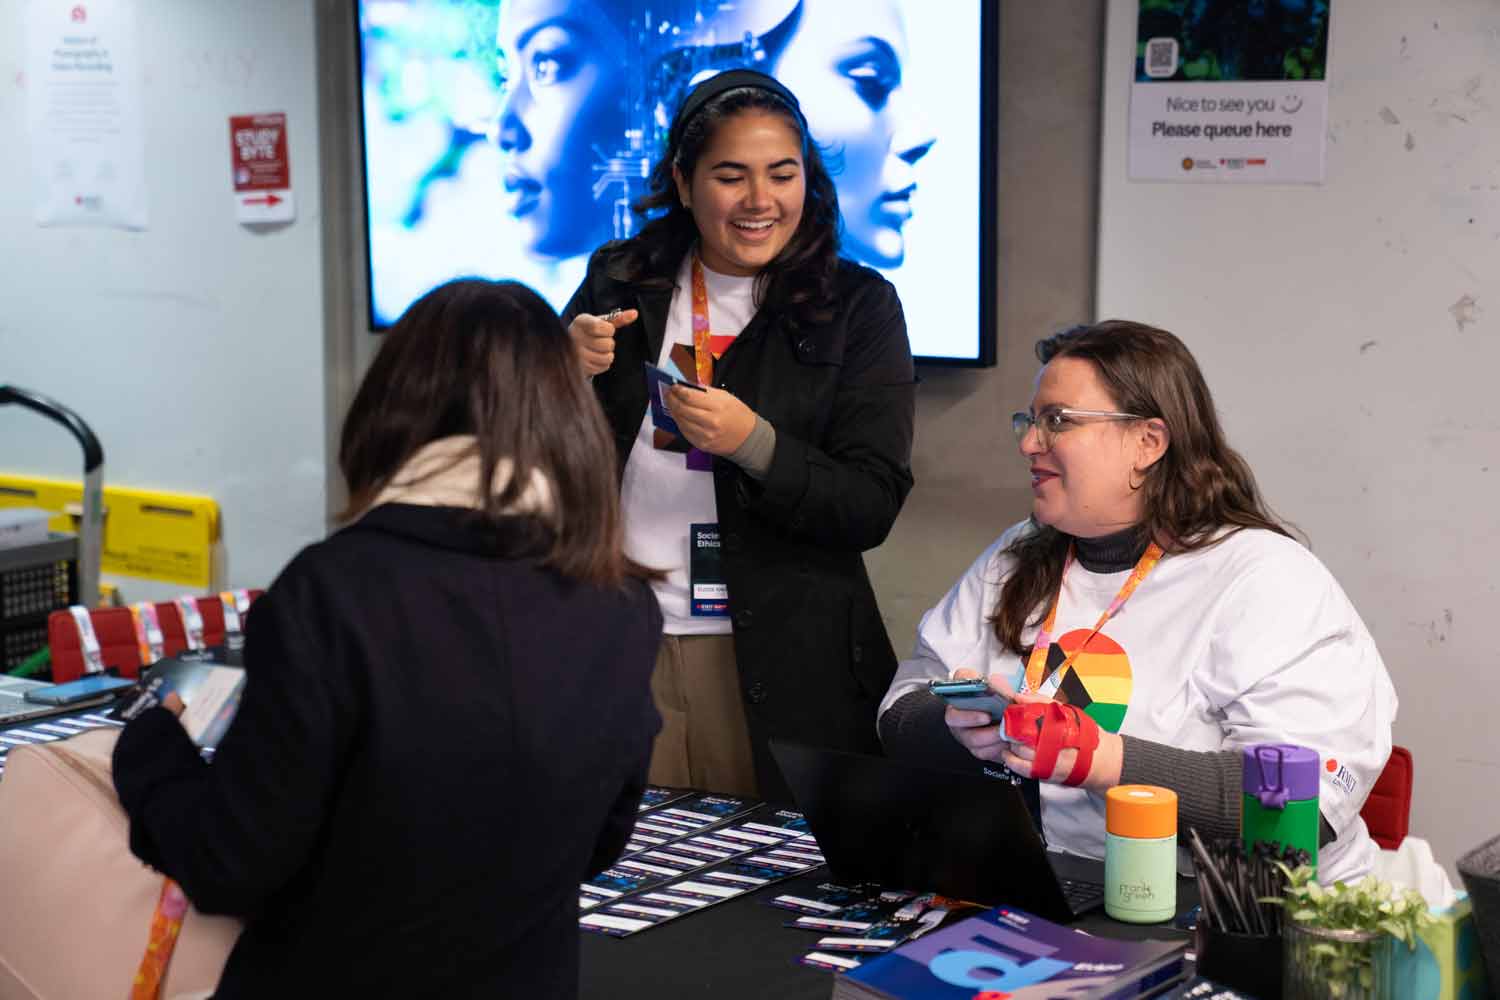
[1241, 744, 1321, 870]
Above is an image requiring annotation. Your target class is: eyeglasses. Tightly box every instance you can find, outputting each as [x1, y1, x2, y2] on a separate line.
[1011, 407, 1145, 449]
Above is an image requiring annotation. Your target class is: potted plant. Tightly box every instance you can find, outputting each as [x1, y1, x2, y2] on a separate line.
[1270, 864, 1432, 1000]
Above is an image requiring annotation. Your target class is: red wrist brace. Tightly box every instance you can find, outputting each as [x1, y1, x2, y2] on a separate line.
[1002, 702, 1101, 787]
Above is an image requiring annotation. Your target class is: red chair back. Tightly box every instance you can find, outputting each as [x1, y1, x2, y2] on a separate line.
[46, 591, 262, 683]
[1358, 745, 1413, 850]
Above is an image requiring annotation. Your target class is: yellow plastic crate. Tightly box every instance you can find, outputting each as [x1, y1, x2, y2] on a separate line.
[0, 475, 218, 588]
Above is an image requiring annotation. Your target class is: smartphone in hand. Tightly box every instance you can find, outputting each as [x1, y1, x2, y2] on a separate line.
[928, 678, 1011, 738]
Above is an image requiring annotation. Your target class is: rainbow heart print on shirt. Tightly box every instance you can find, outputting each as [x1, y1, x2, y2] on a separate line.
[1040, 629, 1133, 732]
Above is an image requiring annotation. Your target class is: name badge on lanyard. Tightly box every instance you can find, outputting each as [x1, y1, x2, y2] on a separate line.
[689, 522, 729, 617]
[129, 602, 165, 666]
[68, 605, 105, 675]
[174, 596, 206, 651]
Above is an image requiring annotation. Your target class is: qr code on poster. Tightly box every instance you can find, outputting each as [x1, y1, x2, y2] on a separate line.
[1145, 37, 1178, 78]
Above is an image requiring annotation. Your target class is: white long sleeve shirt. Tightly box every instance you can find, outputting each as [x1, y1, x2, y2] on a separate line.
[879, 523, 1397, 884]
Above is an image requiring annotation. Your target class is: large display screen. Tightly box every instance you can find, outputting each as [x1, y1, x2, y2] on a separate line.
[356, 0, 997, 365]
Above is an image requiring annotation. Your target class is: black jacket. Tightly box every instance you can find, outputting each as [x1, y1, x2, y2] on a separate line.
[564, 245, 915, 799]
[113, 504, 662, 999]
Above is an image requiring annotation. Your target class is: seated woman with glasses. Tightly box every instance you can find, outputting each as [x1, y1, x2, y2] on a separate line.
[878, 321, 1396, 884]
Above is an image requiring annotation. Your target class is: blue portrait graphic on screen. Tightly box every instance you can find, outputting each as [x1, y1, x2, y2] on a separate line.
[494, 0, 631, 261]
[359, 0, 989, 361]
[713, 0, 935, 269]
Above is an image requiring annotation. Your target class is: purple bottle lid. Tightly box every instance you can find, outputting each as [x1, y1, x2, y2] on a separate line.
[1241, 743, 1320, 809]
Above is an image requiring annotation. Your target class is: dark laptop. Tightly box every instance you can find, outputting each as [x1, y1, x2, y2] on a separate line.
[768, 740, 1106, 923]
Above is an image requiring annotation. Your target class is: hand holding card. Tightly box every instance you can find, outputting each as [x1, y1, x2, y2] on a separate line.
[113, 655, 246, 751]
[644, 362, 706, 436]
[663, 382, 756, 456]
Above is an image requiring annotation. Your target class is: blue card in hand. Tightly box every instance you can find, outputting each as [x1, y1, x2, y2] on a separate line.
[644, 361, 705, 434]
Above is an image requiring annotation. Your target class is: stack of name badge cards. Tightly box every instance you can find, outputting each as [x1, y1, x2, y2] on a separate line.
[579, 792, 827, 938]
[793, 892, 982, 972]
[0, 711, 123, 781]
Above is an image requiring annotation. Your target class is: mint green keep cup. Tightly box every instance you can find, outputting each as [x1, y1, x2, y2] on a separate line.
[1105, 784, 1178, 924]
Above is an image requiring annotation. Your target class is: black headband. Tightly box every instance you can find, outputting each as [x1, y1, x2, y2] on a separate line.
[668, 69, 805, 149]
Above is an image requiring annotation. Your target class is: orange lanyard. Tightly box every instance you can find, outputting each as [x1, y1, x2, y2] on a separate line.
[689, 256, 716, 387]
[130, 877, 188, 999]
[1023, 541, 1164, 696]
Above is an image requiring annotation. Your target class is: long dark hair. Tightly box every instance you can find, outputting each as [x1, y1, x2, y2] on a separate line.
[608, 85, 841, 331]
[338, 279, 651, 586]
[990, 320, 1295, 655]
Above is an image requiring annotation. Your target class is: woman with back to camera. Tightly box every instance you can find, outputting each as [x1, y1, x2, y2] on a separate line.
[879, 322, 1395, 884]
[111, 280, 662, 998]
[564, 69, 916, 801]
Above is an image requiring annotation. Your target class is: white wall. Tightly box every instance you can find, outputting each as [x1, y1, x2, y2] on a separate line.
[0, 0, 327, 601]
[867, 3, 1106, 649]
[1098, 0, 1500, 875]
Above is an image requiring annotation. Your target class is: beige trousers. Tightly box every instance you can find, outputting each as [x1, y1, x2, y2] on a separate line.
[647, 633, 758, 798]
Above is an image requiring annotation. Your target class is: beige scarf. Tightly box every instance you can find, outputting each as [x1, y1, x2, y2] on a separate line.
[366, 435, 555, 520]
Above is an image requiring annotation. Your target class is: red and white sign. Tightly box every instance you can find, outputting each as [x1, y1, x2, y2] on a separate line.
[229, 112, 294, 223]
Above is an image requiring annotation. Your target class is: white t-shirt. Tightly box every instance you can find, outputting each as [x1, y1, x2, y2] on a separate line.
[879, 523, 1398, 884]
[619, 255, 757, 634]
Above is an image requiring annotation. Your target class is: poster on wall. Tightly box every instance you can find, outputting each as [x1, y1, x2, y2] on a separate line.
[24, 0, 149, 229]
[354, 0, 997, 364]
[1128, 0, 1331, 184]
[229, 112, 296, 224]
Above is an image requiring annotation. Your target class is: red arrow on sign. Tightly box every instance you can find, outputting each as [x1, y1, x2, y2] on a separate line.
[243, 193, 283, 207]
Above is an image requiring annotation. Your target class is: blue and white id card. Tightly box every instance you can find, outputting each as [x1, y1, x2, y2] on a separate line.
[645, 361, 706, 436]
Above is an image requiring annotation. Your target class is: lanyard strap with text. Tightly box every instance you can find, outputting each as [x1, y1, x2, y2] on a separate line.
[1024, 542, 1164, 697]
[689, 255, 716, 387]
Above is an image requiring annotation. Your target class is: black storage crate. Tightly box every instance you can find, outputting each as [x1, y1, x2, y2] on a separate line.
[1459, 834, 1500, 999]
[0, 535, 78, 673]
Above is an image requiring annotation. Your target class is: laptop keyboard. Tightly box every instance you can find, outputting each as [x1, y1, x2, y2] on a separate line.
[1060, 878, 1105, 915]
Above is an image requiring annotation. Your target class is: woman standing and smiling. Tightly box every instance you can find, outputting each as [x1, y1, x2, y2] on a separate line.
[564, 70, 916, 801]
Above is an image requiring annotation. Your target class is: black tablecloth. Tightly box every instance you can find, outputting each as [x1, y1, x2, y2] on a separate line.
[580, 867, 1200, 1000]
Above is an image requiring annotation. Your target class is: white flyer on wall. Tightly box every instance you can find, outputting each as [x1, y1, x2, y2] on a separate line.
[25, 0, 149, 228]
[1127, 0, 1332, 184]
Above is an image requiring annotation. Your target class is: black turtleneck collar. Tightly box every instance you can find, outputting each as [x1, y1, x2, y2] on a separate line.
[1074, 525, 1149, 573]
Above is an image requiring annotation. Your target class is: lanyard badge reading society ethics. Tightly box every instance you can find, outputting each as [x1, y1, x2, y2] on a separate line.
[685, 257, 729, 617]
[1024, 543, 1163, 698]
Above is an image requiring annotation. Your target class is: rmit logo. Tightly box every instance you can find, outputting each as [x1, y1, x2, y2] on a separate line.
[1325, 757, 1357, 795]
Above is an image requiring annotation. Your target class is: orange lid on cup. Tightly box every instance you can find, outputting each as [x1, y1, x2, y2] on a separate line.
[1106, 785, 1178, 838]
